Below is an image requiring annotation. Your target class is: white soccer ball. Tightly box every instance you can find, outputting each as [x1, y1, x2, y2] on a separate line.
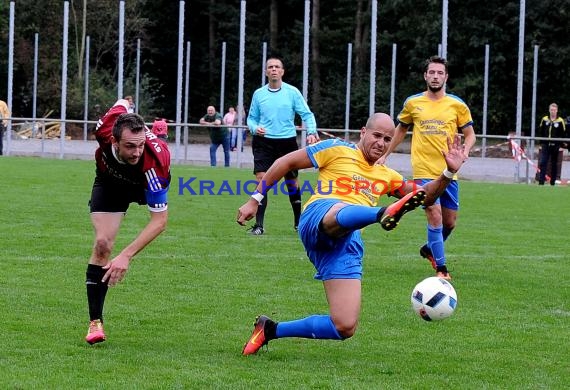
[411, 277, 458, 321]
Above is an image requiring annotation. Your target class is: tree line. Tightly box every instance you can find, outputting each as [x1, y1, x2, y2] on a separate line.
[1, 0, 568, 135]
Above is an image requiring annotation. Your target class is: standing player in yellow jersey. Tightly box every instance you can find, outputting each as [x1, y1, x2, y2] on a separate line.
[237, 113, 467, 355]
[382, 56, 476, 280]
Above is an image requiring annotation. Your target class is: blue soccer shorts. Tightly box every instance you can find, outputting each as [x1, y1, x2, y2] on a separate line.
[298, 199, 364, 281]
[414, 179, 460, 210]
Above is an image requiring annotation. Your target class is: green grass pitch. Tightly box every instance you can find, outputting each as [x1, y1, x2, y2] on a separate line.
[1, 157, 568, 389]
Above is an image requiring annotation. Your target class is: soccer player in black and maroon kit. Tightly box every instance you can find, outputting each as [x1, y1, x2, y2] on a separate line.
[84, 99, 171, 344]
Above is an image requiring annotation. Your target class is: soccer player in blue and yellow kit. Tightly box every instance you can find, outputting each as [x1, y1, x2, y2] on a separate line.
[246, 55, 319, 235]
[382, 56, 476, 280]
[237, 112, 467, 355]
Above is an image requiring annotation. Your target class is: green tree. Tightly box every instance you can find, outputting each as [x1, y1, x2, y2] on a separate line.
[3, 0, 570, 137]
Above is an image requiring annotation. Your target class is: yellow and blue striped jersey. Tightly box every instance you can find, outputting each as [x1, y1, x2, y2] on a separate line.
[398, 93, 473, 179]
[304, 139, 405, 208]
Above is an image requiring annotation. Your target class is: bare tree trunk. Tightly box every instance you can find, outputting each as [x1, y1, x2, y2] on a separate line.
[362, 0, 370, 73]
[71, 0, 87, 80]
[208, 0, 217, 83]
[270, 0, 278, 51]
[354, 0, 367, 76]
[79, 0, 86, 79]
[311, 0, 321, 109]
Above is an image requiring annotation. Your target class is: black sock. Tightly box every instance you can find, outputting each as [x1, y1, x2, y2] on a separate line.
[436, 265, 449, 274]
[86, 264, 109, 322]
[256, 195, 268, 227]
[289, 191, 302, 227]
[265, 320, 278, 340]
[442, 226, 453, 241]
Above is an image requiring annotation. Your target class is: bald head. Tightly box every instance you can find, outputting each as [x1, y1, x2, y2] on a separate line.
[365, 113, 395, 131]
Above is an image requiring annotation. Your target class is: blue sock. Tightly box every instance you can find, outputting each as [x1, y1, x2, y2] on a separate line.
[276, 315, 343, 340]
[427, 224, 445, 266]
[422, 226, 453, 253]
[335, 205, 383, 231]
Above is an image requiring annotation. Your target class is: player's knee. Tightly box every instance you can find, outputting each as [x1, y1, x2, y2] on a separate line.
[93, 237, 113, 259]
[334, 318, 358, 339]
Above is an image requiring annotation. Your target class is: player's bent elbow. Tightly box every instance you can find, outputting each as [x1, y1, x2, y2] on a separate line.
[150, 211, 168, 234]
[155, 218, 168, 234]
[155, 221, 167, 235]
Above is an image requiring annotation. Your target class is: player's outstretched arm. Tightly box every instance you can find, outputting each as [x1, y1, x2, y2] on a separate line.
[237, 149, 313, 225]
[102, 210, 168, 286]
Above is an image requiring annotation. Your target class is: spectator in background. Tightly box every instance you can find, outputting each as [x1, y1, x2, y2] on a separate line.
[224, 106, 238, 151]
[235, 106, 248, 152]
[152, 119, 168, 140]
[0, 98, 10, 155]
[537, 103, 566, 185]
[200, 105, 229, 167]
[124, 96, 135, 113]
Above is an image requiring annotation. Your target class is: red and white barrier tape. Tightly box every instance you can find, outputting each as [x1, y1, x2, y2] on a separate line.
[507, 136, 551, 182]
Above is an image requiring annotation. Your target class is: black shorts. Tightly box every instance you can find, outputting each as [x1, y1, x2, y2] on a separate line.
[252, 136, 299, 179]
[89, 175, 146, 213]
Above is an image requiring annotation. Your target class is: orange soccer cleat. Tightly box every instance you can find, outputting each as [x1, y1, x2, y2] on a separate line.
[242, 315, 275, 356]
[436, 265, 452, 281]
[380, 189, 426, 231]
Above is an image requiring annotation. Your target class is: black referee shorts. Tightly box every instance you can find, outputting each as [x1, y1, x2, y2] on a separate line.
[251, 136, 299, 179]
